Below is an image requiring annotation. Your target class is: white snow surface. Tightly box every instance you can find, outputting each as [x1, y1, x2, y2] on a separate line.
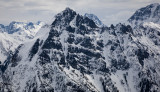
[0, 21, 45, 63]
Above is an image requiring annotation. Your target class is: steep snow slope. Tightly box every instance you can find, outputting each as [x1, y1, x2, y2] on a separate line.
[0, 7, 160, 92]
[128, 3, 160, 25]
[0, 21, 44, 63]
[0, 33, 19, 63]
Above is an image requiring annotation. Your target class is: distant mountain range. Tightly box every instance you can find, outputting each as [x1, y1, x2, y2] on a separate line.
[0, 3, 160, 92]
[0, 21, 44, 63]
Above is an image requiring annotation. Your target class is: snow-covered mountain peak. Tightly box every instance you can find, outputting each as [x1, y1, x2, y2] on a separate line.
[151, 3, 160, 7]
[52, 8, 98, 29]
[84, 13, 104, 27]
[36, 21, 44, 25]
[64, 7, 74, 12]
[128, 3, 160, 25]
[6, 21, 44, 34]
[55, 7, 76, 18]
[1, 5, 160, 92]
[52, 7, 77, 27]
[0, 21, 44, 63]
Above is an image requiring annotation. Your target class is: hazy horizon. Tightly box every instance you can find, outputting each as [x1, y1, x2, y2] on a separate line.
[0, 0, 160, 26]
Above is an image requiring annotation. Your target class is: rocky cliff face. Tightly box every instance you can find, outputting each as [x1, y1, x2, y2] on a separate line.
[0, 4, 160, 92]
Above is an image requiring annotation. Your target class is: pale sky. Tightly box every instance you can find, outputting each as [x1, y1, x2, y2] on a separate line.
[0, 0, 160, 25]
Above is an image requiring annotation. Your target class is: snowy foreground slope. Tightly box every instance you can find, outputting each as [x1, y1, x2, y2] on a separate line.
[0, 3, 160, 92]
[0, 21, 44, 63]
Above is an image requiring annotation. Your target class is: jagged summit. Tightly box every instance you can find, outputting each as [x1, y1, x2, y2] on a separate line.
[55, 7, 76, 18]
[5, 21, 44, 34]
[52, 7, 77, 26]
[64, 7, 75, 12]
[128, 3, 160, 25]
[52, 7, 98, 28]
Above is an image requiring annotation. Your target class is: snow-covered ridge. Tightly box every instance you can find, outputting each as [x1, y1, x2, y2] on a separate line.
[1, 21, 44, 38]
[143, 22, 160, 30]
[128, 3, 160, 25]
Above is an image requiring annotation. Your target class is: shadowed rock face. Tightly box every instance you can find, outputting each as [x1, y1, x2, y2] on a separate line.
[0, 5, 160, 92]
